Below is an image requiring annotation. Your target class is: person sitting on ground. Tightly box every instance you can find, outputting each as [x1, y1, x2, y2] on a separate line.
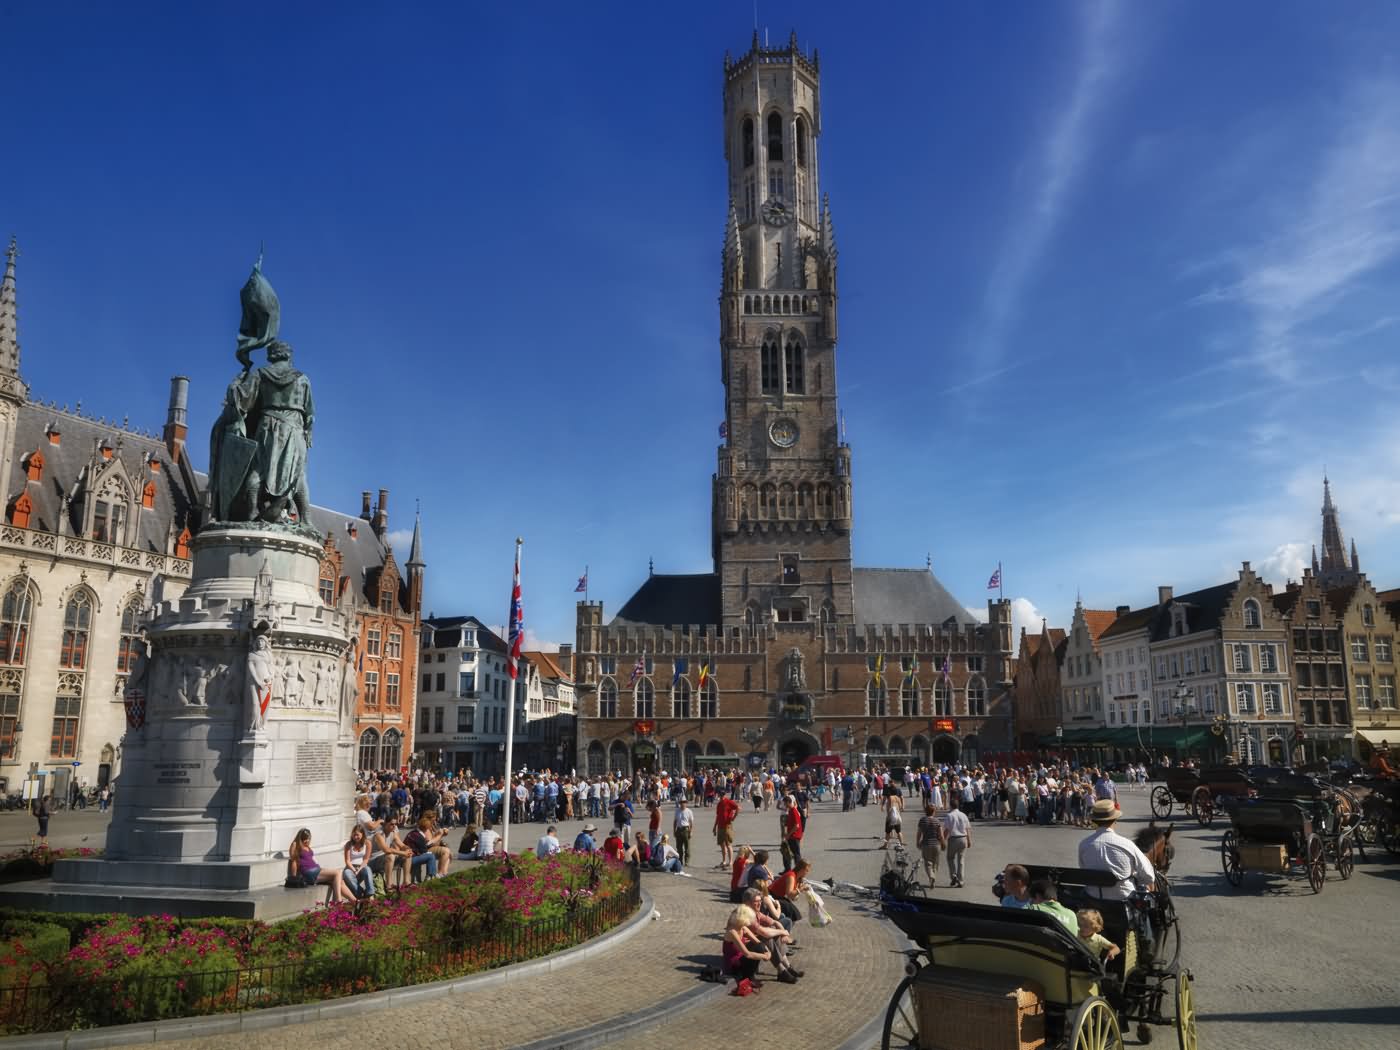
[407, 814, 452, 877]
[288, 828, 355, 901]
[536, 824, 561, 860]
[741, 849, 773, 892]
[353, 794, 382, 835]
[573, 822, 599, 853]
[1000, 864, 1031, 908]
[730, 845, 755, 902]
[456, 823, 480, 860]
[602, 826, 626, 862]
[475, 820, 501, 860]
[741, 888, 802, 983]
[723, 906, 772, 986]
[1077, 908, 1121, 960]
[768, 859, 811, 927]
[1027, 878, 1077, 932]
[342, 824, 376, 899]
[370, 816, 413, 889]
[652, 832, 684, 873]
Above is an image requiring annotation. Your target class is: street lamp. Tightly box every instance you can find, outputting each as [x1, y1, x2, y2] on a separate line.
[1172, 680, 1197, 762]
[1055, 724, 1063, 758]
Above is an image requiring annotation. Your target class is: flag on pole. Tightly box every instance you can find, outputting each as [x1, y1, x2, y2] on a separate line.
[718, 420, 728, 438]
[574, 571, 588, 593]
[507, 547, 524, 681]
[940, 656, 951, 684]
[872, 653, 884, 688]
[629, 654, 645, 685]
[697, 661, 710, 689]
[672, 657, 687, 686]
[903, 662, 917, 689]
[987, 566, 1002, 590]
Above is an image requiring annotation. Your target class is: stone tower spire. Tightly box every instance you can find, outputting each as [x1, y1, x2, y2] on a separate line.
[0, 237, 25, 388]
[405, 505, 426, 616]
[1317, 476, 1359, 588]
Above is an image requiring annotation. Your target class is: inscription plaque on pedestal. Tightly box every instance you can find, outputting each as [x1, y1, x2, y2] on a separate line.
[295, 741, 334, 783]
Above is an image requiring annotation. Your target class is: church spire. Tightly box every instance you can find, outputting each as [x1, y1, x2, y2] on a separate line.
[1318, 475, 1358, 587]
[406, 506, 425, 570]
[0, 237, 20, 379]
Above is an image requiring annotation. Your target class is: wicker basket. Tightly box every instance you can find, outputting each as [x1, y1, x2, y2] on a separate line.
[913, 966, 1046, 1050]
[1239, 843, 1288, 871]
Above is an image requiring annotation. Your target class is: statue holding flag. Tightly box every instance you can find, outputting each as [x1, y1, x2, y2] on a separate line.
[245, 633, 275, 733]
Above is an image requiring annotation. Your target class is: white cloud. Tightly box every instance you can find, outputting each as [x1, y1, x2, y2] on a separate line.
[976, 0, 1126, 362]
[1254, 542, 1310, 587]
[385, 528, 414, 553]
[486, 625, 561, 653]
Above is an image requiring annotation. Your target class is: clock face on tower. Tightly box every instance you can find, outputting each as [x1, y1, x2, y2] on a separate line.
[762, 198, 793, 226]
[769, 418, 799, 448]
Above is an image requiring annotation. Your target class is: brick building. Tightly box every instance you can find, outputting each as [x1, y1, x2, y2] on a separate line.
[1013, 621, 1066, 750]
[572, 37, 1013, 776]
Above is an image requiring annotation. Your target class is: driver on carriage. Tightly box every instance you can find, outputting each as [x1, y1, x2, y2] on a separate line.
[1078, 799, 1157, 947]
[1369, 742, 1397, 779]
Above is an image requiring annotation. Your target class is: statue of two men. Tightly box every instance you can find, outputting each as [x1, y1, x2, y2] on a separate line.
[208, 261, 315, 527]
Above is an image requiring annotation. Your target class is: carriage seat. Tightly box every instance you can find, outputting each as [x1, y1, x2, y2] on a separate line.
[885, 894, 1105, 1007]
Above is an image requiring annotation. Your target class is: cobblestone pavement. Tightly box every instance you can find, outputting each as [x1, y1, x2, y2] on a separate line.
[8, 788, 1400, 1049]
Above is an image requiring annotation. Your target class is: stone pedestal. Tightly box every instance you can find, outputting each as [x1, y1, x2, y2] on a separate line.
[6, 525, 360, 917]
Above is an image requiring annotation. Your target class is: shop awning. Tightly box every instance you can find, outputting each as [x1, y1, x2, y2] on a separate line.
[1358, 728, 1400, 747]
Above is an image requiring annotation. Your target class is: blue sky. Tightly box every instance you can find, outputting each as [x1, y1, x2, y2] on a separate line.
[7, 1, 1400, 647]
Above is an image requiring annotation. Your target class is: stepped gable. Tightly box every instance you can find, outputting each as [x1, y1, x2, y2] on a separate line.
[7, 403, 197, 548]
[853, 567, 970, 627]
[611, 573, 721, 627]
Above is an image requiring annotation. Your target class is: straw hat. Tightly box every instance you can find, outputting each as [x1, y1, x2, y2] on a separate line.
[1089, 799, 1120, 825]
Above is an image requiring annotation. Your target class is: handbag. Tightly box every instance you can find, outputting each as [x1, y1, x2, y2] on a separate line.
[805, 887, 832, 928]
[733, 977, 754, 996]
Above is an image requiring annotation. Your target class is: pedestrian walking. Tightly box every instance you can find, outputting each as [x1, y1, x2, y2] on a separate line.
[941, 796, 972, 888]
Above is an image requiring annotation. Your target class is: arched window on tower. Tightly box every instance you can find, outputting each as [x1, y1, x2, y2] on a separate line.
[60, 591, 93, 670]
[784, 336, 805, 394]
[795, 117, 808, 168]
[116, 599, 143, 674]
[761, 338, 780, 394]
[742, 117, 754, 168]
[766, 112, 784, 162]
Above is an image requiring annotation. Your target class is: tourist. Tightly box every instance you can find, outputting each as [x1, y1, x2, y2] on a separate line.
[98, 784, 111, 813]
[1028, 878, 1077, 931]
[652, 833, 684, 873]
[782, 794, 804, 868]
[722, 906, 771, 987]
[942, 796, 972, 888]
[288, 828, 354, 901]
[881, 781, 905, 849]
[536, 824, 561, 860]
[1000, 864, 1031, 908]
[456, 823, 480, 860]
[741, 888, 801, 982]
[354, 794, 381, 835]
[370, 817, 412, 888]
[673, 798, 695, 866]
[916, 803, 944, 884]
[1079, 799, 1154, 900]
[646, 800, 663, 853]
[713, 791, 739, 868]
[573, 822, 599, 853]
[475, 820, 501, 860]
[342, 825, 375, 899]
[1077, 908, 1121, 960]
[730, 844, 755, 902]
[32, 794, 49, 848]
[768, 859, 810, 927]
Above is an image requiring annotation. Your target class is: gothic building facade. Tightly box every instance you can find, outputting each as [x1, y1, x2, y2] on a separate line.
[572, 37, 1013, 776]
[0, 239, 424, 794]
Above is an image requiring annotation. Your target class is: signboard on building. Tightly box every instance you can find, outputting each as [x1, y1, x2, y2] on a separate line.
[933, 718, 958, 734]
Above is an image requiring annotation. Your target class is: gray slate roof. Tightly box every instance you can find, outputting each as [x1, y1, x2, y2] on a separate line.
[852, 567, 970, 627]
[1147, 581, 1238, 642]
[422, 614, 508, 654]
[612, 574, 722, 627]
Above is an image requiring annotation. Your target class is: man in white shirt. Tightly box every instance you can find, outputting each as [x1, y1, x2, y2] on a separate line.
[535, 825, 561, 860]
[941, 797, 973, 888]
[673, 800, 695, 866]
[1078, 799, 1154, 901]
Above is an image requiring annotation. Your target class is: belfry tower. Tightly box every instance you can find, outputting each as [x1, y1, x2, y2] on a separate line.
[713, 32, 853, 628]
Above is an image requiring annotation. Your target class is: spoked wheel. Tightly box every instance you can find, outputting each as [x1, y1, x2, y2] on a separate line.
[1070, 995, 1124, 1050]
[880, 973, 919, 1050]
[1150, 786, 1175, 819]
[1222, 830, 1244, 887]
[1337, 838, 1355, 880]
[1175, 971, 1199, 1050]
[1306, 833, 1326, 893]
[1191, 786, 1214, 827]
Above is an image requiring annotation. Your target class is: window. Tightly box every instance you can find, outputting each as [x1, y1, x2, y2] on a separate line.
[1325, 630, 1340, 653]
[1260, 644, 1278, 673]
[434, 707, 444, 734]
[781, 555, 800, 584]
[436, 673, 446, 692]
[1235, 683, 1256, 714]
[367, 628, 382, 656]
[966, 655, 984, 673]
[600, 656, 616, 676]
[795, 116, 808, 167]
[1356, 675, 1372, 708]
[1351, 636, 1369, 662]
[1169, 655, 1179, 678]
[116, 600, 143, 674]
[385, 673, 400, 707]
[967, 677, 986, 716]
[1296, 663, 1312, 687]
[784, 339, 804, 393]
[1306, 599, 1322, 618]
[459, 671, 475, 696]
[1293, 629, 1307, 654]
[900, 680, 919, 717]
[1200, 649, 1212, 673]
[380, 729, 402, 770]
[1376, 638, 1393, 663]
[458, 706, 473, 733]
[50, 696, 81, 758]
[775, 604, 805, 623]
[867, 680, 887, 717]
[59, 592, 92, 670]
[1184, 651, 1194, 675]
[643, 654, 654, 674]
[1380, 676, 1397, 708]
[672, 678, 691, 719]
[357, 728, 380, 770]
[1201, 684, 1216, 714]
[692, 678, 716, 719]
[766, 112, 784, 162]
[1263, 683, 1283, 714]
[1232, 644, 1252, 673]
[421, 673, 431, 693]
[174, 527, 191, 560]
[742, 117, 754, 167]
[380, 587, 394, 613]
[761, 339, 780, 394]
[1330, 664, 1345, 688]
[1364, 604, 1375, 627]
[1155, 657, 1166, 681]
[365, 671, 379, 707]
[386, 631, 402, 659]
[93, 499, 123, 543]
[1243, 599, 1261, 628]
[319, 576, 335, 605]
[768, 168, 784, 200]
[934, 680, 952, 717]
[1139, 670, 1149, 691]
[635, 678, 654, 719]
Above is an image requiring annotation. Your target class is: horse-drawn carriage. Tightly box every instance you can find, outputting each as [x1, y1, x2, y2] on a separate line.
[1150, 766, 1254, 826]
[879, 864, 1194, 1050]
[1220, 787, 1356, 893]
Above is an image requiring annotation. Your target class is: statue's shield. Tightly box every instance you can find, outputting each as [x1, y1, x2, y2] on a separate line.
[217, 433, 258, 518]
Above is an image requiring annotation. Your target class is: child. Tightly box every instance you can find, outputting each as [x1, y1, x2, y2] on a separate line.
[1076, 908, 1120, 960]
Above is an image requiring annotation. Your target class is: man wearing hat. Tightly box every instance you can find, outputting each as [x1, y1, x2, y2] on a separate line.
[573, 823, 599, 854]
[1078, 799, 1155, 902]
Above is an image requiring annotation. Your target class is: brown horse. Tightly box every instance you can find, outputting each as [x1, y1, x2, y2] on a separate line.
[1134, 821, 1174, 874]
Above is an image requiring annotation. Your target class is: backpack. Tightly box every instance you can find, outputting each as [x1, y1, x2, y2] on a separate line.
[403, 829, 430, 856]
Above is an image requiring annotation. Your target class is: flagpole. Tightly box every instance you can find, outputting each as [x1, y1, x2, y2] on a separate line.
[998, 561, 1004, 602]
[502, 537, 522, 855]
[585, 564, 589, 604]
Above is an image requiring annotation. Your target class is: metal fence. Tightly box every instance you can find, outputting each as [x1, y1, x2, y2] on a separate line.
[0, 865, 641, 1035]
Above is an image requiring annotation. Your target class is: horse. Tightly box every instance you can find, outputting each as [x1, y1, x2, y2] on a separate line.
[1134, 821, 1174, 875]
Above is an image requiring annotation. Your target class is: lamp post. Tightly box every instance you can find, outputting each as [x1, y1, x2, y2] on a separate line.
[1172, 680, 1196, 763]
[1055, 724, 1063, 758]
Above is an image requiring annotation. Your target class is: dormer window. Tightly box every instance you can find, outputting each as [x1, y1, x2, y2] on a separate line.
[10, 492, 32, 529]
[1364, 604, 1375, 627]
[141, 481, 156, 510]
[174, 526, 191, 560]
[23, 452, 43, 483]
[93, 499, 123, 544]
[1172, 609, 1186, 637]
[100, 443, 114, 461]
[380, 586, 395, 613]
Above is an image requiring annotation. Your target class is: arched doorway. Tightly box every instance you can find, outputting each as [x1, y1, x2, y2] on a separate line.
[684, 740, 702, 770]
[962, 735, 980, 766]
[931, 734, 960, 765]
[779, 736, 813, 767]
[632, 741, 656, 774]
[587, 741, 606, 776]
[608, 740, 630, 774]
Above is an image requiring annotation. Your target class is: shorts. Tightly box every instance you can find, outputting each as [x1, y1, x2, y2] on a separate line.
[885, 821, 902, 834]
[716, 825, 733, 846]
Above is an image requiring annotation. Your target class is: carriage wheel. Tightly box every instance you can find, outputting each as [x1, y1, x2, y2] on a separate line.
[1150, 786, 1175, 820]
[1221, 830, 1244, 887]
[1383, 823, 1400, 858]
[1175, 971, 1199, 1050]
[1337, 838, 1355, 880]
[880, 974, 919, 1050]
[1306, 833, 1325, 894]
[1192, 787, 1214, 827]
[1070, 995, 1124, 1050]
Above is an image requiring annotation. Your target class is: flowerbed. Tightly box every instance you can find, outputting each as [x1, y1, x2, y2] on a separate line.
[0, 851, 636, 1034]
[0, 845, 102, 885]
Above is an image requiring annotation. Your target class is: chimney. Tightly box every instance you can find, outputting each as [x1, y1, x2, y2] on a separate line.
[1157, 586, 1173, 605]
[45, 421, 60, 446]
[1115, 605, 1130, 618]
[1241, 561, 1251, 573]
[163, 376, 189, 458]
[372, 489, 389, 537]
[557, 644, 573, 675]
[360, 491, 372, 520]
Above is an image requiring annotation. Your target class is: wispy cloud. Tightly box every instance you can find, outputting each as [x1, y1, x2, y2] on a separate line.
[1193, 79, 1400, 379]
[975, 0, 1127, 363]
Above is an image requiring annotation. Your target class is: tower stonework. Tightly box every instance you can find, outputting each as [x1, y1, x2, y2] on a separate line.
[714, 36, 853, 627]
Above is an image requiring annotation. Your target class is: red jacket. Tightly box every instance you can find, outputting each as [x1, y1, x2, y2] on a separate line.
[785, 805, 803, 841]
[716, 797, 739, 827]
